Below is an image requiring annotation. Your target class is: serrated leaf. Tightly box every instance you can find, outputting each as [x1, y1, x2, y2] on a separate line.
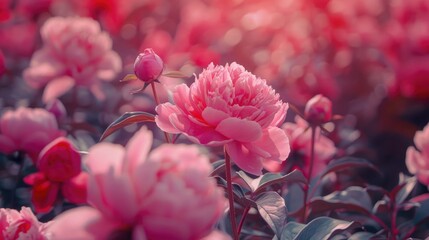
[255, 191, 287, 238]
[254, 170, 307, 195]
[280, 222, 305, 240]
[209, 160, 225, 177]
[289, 217, 360, 240]
[120, 74, 138, 82]
[99, 112, 155, 141]
[162, 71, 190, 78]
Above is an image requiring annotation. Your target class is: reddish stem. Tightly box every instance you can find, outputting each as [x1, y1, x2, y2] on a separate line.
[237, 206, 251, 237]
[150, 82, 170, 143]
[302, 126, 316, 222]
[224, 148, 239, 240]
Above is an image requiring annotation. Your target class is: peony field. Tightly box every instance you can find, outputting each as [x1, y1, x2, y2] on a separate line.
[0, 0, 429, 239]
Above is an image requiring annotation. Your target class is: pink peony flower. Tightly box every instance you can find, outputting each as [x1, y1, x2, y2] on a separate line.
[24, 137, 88, 213]
[156, 62, 290, 175]
[134, 48, 164, 83]
[264, 117, 336, 178]
[47, 127, 226, 240]
[406, 123, 429, 186]
[0, 107, 65, 162]
[304, 94, 333, 125]
[0, 207, 51, 240]
[23, 16, 122, 103]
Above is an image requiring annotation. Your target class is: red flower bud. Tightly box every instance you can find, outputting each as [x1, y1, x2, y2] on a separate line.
[304, 94, 332, 124]
[37, 137, 81, 182]
[134, 48, 164, 83]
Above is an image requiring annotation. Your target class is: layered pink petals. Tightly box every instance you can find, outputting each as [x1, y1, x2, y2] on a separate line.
[0, 107, 64, 162]
[406, 123, 429, 186]
[156, 62, 290, 175]
[0, 207, 51, 240]
[23, 16, 122, 102]
[50, 127, 226, 239]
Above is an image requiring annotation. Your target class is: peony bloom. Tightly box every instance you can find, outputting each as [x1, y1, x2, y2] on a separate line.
[134, 48, 164, 83]
[304, 94, 333, 125]
[23, 16, 122, 103]
[264, 117, 336, 178]
[406, 123, 429, 186]
[47, 127, 226, 240]
[24, 137, 88, 213]
[0, 107, 64, 162]
[156, 62, 290, 175]
[0, 207, 51, 239]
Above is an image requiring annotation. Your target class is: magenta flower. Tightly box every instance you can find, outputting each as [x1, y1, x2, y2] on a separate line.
[134, 48, 164, 83]
[47, 127, 226, 240]
[24, 137, 88, 213]
[264, 117, 336, 178]
[0, 107, 64, 162]
[0, 207, 51, 240]
[23, 16, 122, 103]
[304, 94, 333, 125]
[156, 62, 290, 175]
[406, 123, 429, 186]
[0, 50, 5, 77]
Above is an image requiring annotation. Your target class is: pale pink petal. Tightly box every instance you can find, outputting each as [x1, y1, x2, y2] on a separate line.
[48, 206, 121, 240]
[42, 76, 75, 103]
[201, 107, 229, 126]
[406, 147, 420, 174]
[85, 143, 125, 175]
[124, 127, 152, 174]
[97, 51, 122, 81]
[201, 230, 232, 240]
[90, 83, 106, 101]
[216, 118, 262, 142]
[226, 141, 263, 175]
[155, 103, 183, 134]
[249, 127, 290, 161]
[132, 225, 148, 240]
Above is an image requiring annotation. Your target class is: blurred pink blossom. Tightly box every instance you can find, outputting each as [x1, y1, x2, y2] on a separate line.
[134, 48, 164, 83]
[304, 94, 333, 125]
[47, 127, 226, 240]
[0, 107, 65, 162]
[0, 207, 51, 240]
[0, 50, 4, 76]
[24, 137, 87, 213]
[156, 62, 290, 175]
[406, 123, 429, 186]
[264, 117, 336, 178]
[23, 16, 122, 103]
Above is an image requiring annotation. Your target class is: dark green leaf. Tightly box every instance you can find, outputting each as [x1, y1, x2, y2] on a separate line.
[255, 191, 287, 238]
[209, 160, 225, 177]
[280, 222, 305, 240]
[319, 157, 380, 180]
[237, 170, 258, 191]
[254, 170, 307, 195]
[99, 112, 155, 141]
[348, 232, 376, 240]
[288, 217, 360, 240]
[390, 176, 417, 204]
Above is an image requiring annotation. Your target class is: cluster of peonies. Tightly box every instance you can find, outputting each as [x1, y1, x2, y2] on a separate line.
[156, 62, 290, 175]
[47, 127, 227, 240]
[23, 16, 122, 103]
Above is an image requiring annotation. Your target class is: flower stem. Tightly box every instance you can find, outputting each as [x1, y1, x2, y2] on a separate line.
[150, 81, 170, 143]
[237, 205, 251, 236]
[302, 126, 316, 222]
[224, 147, 239, 240]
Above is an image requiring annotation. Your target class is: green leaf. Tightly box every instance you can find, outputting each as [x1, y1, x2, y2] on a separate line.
[162, 71, 191, 78]
[282, 217, 360, 240]
[280, 222, 305, 240]
[209, 160, 225, 177]
[319, 157, 380, 180]
[390, 176, 417, 204]
[309, 187, 373, 217]
[99, 112, 155, 141]
[255, 191, 287, 238]
[254, 170, 307, 195]
[120, 74, 138, 82]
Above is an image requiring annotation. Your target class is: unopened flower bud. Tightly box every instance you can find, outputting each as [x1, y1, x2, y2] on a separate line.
[134, 48, 164, 83]
[304, 94, 332, 124]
